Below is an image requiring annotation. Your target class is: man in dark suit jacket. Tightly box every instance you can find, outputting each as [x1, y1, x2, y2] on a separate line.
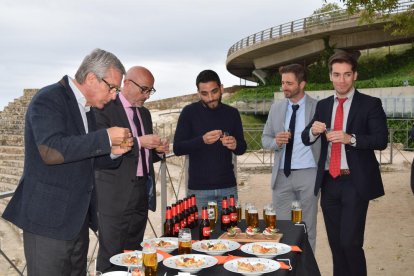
[302, 51, 388, 276]
[94, 66, 169, 272]
[2, 49, 133, 276]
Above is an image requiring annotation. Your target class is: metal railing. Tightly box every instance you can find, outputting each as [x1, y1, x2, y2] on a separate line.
[227, 0, 413, 57]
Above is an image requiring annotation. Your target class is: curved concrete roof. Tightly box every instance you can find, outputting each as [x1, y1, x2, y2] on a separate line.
[226, 1, 414, 82]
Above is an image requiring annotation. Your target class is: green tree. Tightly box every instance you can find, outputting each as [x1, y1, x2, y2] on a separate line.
[330, 0, 414, 36]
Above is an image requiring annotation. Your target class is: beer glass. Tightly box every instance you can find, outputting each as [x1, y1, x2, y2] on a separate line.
[291, 200, 302, 224]
[262, 203, 274, 224]
[207, 201, 218, 231]
[265, 208, 277, 229]
[142, 244, 157, 276]
[244, 202, 254, 226]
[236, 200, 242, 222]
[178, 228, 192, 254]
[248, 207, 259, 228]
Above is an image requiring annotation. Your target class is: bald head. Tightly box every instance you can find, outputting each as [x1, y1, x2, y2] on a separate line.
[122, 66, 155, 107]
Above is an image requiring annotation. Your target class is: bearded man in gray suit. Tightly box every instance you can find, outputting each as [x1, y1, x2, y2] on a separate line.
[262, 64, 320, 252]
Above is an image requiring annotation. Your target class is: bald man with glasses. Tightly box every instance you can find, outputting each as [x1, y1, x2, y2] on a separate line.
[94, 66, 169, 273]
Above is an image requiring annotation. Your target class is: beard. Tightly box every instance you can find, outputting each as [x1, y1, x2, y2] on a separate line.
[201, 94, 222, 109]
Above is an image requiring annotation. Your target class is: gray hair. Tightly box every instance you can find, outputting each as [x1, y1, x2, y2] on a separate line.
[75, 48, 125, 84]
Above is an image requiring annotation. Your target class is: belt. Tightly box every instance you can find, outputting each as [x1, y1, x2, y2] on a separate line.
[326, 169, 351, 176]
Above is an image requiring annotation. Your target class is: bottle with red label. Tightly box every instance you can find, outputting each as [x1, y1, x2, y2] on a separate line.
[177, 200, 186, 229]
[164, 206, 174, 237]
[171, 203, 180, 237]
[186, 197, 195, 228]
[220, 196, 231, 231]
[199, 206, 211, 240]
[229, 195, 238, 227]
[191, 194, 199, 227]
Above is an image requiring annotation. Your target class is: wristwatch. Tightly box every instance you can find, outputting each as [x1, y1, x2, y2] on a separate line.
[350, 134, 356, 145]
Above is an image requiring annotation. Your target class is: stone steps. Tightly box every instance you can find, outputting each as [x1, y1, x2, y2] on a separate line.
[0, 146, 24, 154]
[0, 173, 20, 186]
[0, 154, 24, 161]
[0, 166, 23, 177]
[0, 160, 24, 168]
[0, 134, 24, 146]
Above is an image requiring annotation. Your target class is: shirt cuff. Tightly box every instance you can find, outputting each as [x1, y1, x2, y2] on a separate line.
[309, 129, 319, 142]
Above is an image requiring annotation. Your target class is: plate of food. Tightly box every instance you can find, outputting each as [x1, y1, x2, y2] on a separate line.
[192, 239, 240, 255]
[163, 254, 218, 273]
[240, 242, 291, 259]
[109, 251, 164, 267]
[224, 257, 280, 276]
[140, 237, 178, 253]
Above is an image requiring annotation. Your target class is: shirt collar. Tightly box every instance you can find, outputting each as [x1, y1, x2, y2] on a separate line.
[119, 92, 133, 109]
[288, 94, 306, 107]
[335, 88, 355, 102]
[68, 77, 90, 112]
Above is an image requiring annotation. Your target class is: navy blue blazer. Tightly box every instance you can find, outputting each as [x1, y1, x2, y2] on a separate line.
[302, 90, 388, 201]
[2, 76, 119, 240]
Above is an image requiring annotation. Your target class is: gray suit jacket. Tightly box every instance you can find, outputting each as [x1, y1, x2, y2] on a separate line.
[262, 94, 320, 189]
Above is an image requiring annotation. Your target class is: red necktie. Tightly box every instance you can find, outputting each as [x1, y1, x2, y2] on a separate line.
[329, 98, 347, 178]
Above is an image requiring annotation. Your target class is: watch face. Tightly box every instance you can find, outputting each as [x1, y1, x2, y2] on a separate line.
[351, 136, 356, 144]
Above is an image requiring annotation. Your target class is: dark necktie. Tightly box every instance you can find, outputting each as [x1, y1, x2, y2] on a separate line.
[131, 107, 148, 176]
[329, 98, 347, 178]
[284, 104, 299, 177]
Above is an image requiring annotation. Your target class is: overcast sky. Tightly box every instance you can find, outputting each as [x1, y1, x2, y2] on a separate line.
[0, 0, 328, 110]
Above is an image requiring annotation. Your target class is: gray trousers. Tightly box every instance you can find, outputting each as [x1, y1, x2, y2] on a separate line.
[272, 168, 319, 252]
[23, 217, 90, 276]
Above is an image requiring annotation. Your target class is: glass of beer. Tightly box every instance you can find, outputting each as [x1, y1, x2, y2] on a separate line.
[207, 201, 218, 232]
[291, 200, 302, 224]
[142, 244, 157, 276]
[244, 202, 254, 226]
[248, 207, 259, 228]
[265, 208, 277, 229]
[178, 228, 192, 254]
[236, 200, 242, 222]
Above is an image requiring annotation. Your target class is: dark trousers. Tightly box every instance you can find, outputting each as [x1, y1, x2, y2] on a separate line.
[23, 216, 90, 276]
[321, 173, 369, 276]
[97, 177, 149, 273]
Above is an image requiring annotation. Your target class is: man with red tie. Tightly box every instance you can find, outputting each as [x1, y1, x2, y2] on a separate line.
[94, 66, 169, 272]
[302, 51, 388, 276]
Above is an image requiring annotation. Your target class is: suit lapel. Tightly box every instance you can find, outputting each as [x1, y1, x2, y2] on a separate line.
[346, 90, 360, 131]
[304, 95, 313, 125]
[325, 96, 335, 128]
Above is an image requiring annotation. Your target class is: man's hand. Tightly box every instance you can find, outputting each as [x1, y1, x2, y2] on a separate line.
[155, 138, 170, 154]
[326, 131, 352, 144]
[107, 127, 131, 146]
[139, 134, 161, 149]
[311, 121, 327, 136]
[221, 135, 237, 150]
[203, 130, 222, 144]
[275, 131, 291, 148]
[111, 145, 132, 155]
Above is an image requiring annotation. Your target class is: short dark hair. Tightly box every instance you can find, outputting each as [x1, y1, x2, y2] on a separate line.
[328, 51, 358, 73]
[196, 70, 221, 89]
[278, 64, 307, 83]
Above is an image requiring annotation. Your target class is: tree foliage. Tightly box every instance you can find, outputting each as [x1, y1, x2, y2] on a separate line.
[329, 0, 414, 36]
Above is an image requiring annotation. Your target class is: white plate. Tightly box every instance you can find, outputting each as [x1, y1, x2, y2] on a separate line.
[192, 239, 240, 256]
[162, 254, 218, 273]
[102, 272, 128, 276]
[223, 257, 280, 276]
[140, 237, 178, 253]
[240, 242, 291, 259]
[109, 251, 164, 267]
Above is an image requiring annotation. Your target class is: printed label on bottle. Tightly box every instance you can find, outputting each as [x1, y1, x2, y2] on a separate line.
[174, 223, 180, 233]
[202, 227, 211, 237]
[222, 215, 230, 224]
[195, 212, 199, 220]
[230, 212, 238, 221]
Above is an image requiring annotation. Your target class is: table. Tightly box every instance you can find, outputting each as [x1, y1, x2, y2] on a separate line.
[157, 220, 321, 276]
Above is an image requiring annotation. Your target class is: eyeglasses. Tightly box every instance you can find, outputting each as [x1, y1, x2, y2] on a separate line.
[101, 78, 121, 94]
[127, 79, 156, 95]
